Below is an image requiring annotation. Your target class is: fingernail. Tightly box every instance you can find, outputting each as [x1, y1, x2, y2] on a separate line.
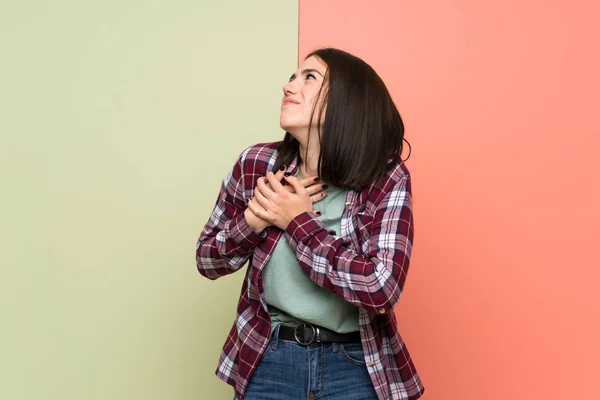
[279, 165, 286, 171]
[284, 172, 291, 177]
[314, 177, 319, 182]
[321, 192, 327, 197]
[322, 184, 328, 190]
[315, 210, 322, 216]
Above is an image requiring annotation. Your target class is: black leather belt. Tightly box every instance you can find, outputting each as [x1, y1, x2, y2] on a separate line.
[278, 323, 361, 345]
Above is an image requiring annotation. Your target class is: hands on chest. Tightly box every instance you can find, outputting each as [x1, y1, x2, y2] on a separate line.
[244, 167, 329, 233]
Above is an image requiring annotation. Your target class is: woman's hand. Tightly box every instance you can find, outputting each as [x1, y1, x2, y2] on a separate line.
[245, 171, 327, 233]
[244, 168, 285, 234]
[250, 171, 325, 231]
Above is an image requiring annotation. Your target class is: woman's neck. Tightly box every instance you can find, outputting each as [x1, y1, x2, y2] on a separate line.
[298, 143, 319, 179]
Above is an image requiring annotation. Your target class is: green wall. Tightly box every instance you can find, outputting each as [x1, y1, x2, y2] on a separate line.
[0, 1, 298, 399]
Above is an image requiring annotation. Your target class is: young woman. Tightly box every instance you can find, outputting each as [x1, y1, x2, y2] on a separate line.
[196, 48, 424, 400]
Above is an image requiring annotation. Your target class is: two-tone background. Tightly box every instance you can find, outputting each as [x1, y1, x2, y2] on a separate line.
[1, 1, 598, 399]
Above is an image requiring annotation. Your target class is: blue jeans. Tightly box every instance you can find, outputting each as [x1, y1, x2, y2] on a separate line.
[234, 325, 377, 400]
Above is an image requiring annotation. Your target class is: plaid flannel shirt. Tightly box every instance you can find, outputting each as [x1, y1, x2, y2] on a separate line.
[196, 142, 424, 400]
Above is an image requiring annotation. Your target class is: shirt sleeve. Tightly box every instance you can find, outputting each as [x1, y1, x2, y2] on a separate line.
[283, 174, 414, 315]
[196, 150, 265, 280]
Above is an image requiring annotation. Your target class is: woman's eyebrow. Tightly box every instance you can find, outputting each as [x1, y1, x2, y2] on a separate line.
[302, 68, 324, 77]
[289, 68, 325, 81]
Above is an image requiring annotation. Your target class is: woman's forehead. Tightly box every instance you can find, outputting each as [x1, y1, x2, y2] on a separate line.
[299, 56, 327, 73]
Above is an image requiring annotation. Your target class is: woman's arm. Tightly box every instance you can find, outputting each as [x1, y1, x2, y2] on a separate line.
[284, 173, 414, 315]
[195, 151, 265, 280]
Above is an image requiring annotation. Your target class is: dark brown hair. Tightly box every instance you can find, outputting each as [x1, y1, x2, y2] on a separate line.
[274, 48, 410, 190]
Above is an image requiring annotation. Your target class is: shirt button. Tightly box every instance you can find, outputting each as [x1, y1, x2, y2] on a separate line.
[368, 362, 375, 367]
[378, 308, 386, 314]
[345, 203, 353, 209]
[360, 327, 366, 333]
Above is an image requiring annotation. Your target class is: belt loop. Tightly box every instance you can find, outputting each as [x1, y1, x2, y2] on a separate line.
[272, 324, 281, 350]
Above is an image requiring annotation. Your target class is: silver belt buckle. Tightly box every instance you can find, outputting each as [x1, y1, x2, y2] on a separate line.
[294, 323, 317, 345]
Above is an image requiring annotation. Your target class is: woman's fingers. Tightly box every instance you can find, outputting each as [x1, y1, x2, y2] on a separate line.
[279, 173, 328, 206]
[247, 197, 264, 214]
[254, 183, 273, 209]
[308, 191, 328, 205]
[282, 175, 325, 193]
[265, 171, 287, 194]
[283, 175, 308, 197]
[298, 175, 321, 187]
[257, 176, 277, 201]
[247, 198, 260, 214]
[305, 183, 328, 197]
[248, 197, 275, 223]
[260, 170, 328, 206]
[273, 167, 286, 182]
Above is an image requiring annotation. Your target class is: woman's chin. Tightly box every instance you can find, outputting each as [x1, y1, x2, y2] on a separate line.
[279, 122, 298, 135]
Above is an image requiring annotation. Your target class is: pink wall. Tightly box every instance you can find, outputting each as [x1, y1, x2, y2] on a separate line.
[299, 1, 600, 399]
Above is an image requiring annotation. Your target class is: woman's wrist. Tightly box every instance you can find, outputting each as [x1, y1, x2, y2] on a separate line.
[244, 208, 267, 234]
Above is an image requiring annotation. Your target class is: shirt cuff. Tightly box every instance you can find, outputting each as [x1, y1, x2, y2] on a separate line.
[229, 212, 265, 250]
[285, 212, 328, 245]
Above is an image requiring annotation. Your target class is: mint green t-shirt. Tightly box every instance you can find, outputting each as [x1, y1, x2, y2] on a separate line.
[262, 181, 359, 334]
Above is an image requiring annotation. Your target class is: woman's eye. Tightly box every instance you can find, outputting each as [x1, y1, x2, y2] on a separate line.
[306, 74, 316, 80]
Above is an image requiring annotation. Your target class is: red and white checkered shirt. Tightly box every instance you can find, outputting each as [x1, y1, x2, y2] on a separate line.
[196, 142, 424, 400]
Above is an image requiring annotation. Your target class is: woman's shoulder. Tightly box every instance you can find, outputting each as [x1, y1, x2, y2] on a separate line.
[352, 161, 410, 207]
[376, 161, 411, 191]
[239, 141, 281, 162]
[359, 161, 411, 205]
[232, 141, 282, 175]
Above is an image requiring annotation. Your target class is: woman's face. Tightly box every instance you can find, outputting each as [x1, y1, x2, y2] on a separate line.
[280, 56, 328, 143]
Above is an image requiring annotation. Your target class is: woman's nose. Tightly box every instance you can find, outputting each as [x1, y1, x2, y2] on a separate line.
[283, 80, 298, 95]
